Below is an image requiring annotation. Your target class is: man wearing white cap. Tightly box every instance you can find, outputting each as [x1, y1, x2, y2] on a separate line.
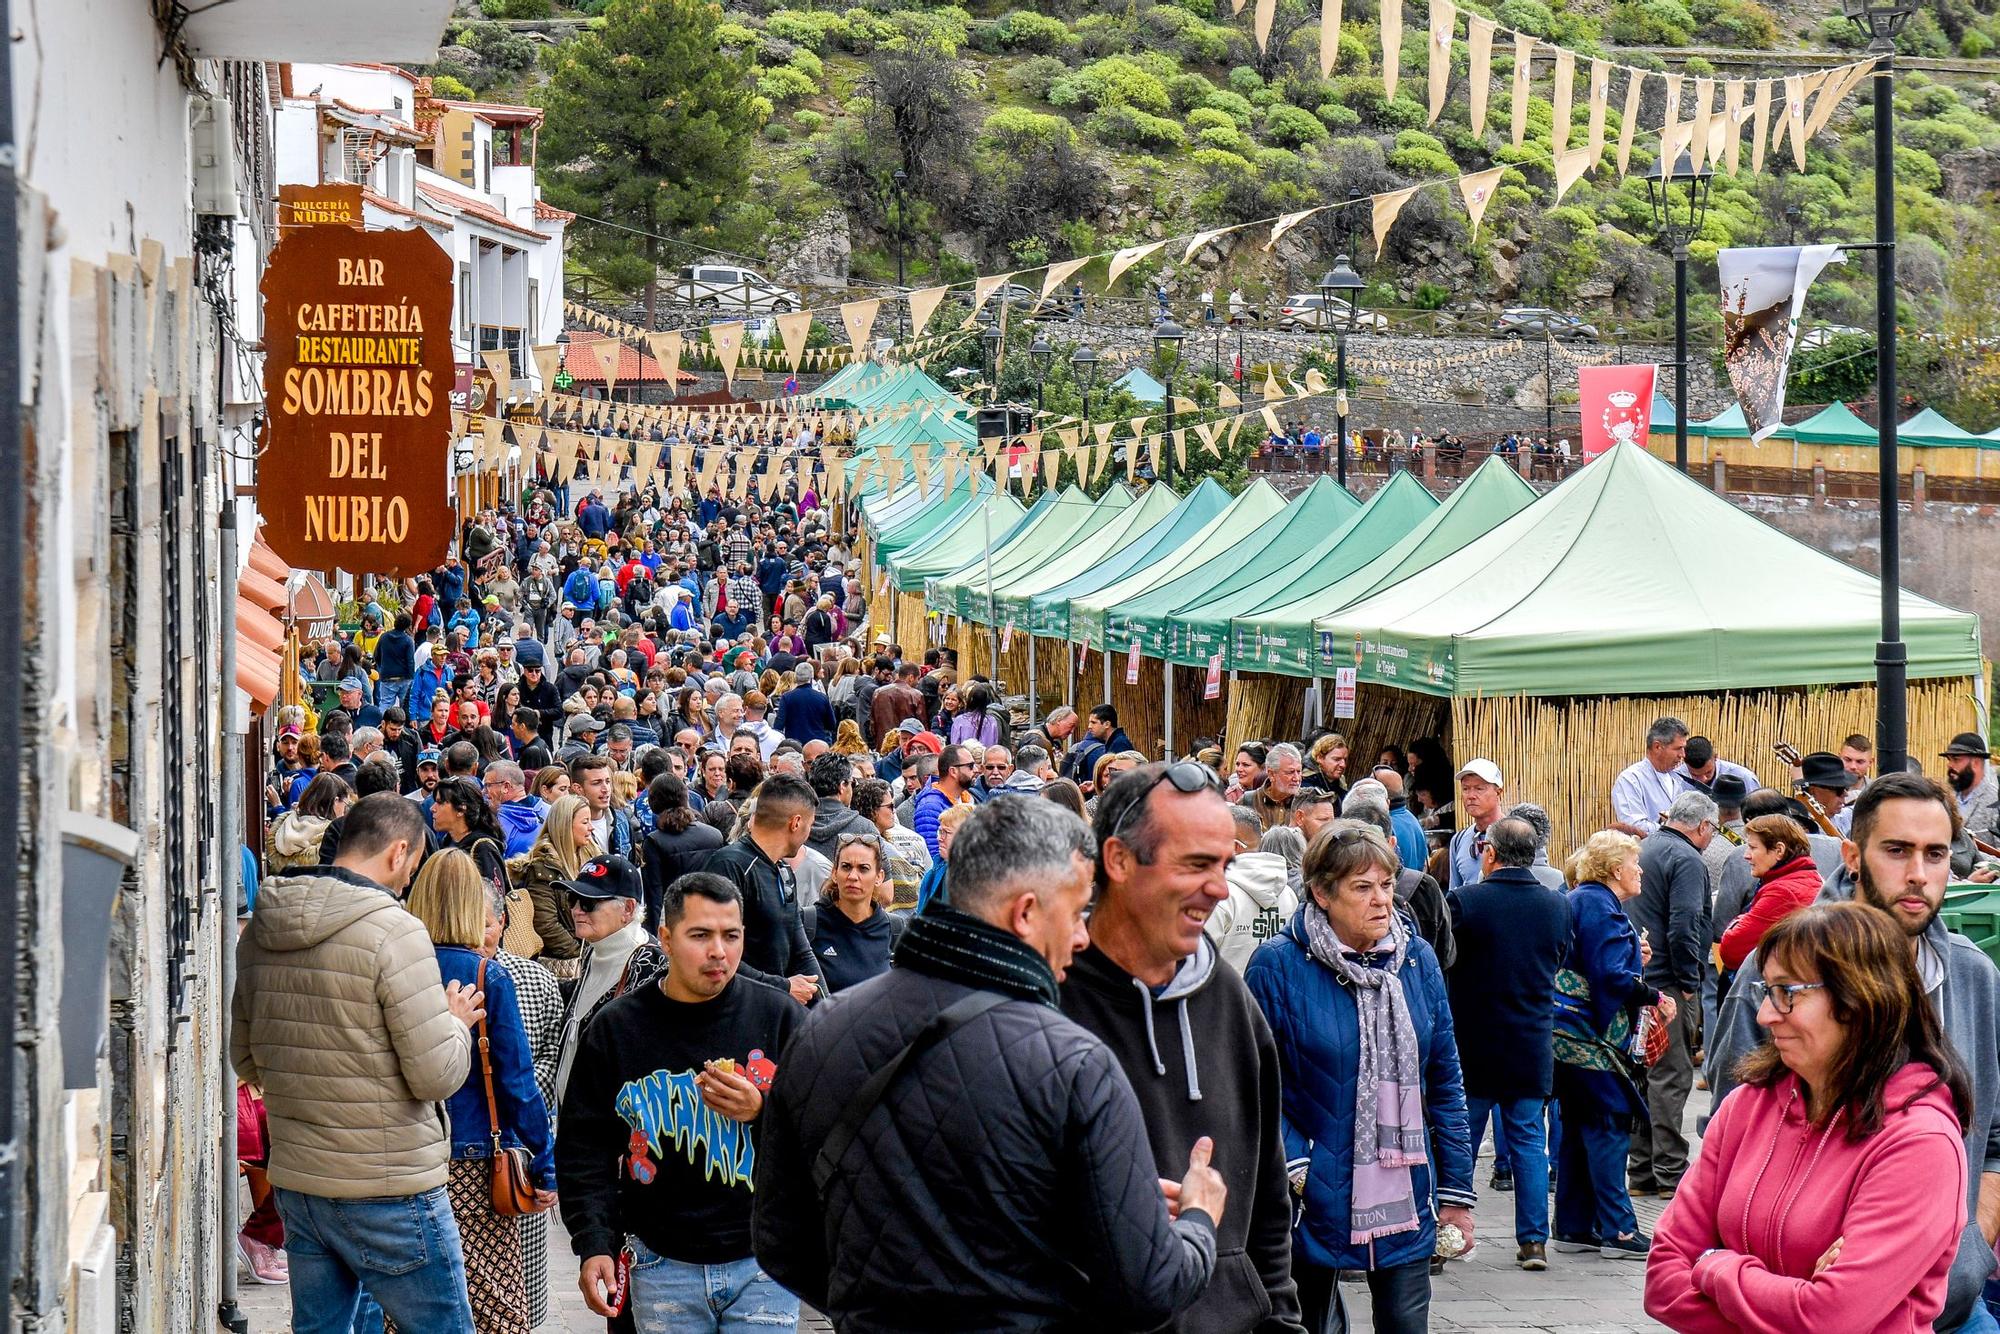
[1447, 758, 1507, 891]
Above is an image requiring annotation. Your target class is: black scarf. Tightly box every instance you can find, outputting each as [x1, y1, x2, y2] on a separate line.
[893, 906, 1060, 1010]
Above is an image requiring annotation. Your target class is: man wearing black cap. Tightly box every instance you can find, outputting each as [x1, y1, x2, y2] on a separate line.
[552, 855, 664, 1103]
[1944, 732, 1998, 848]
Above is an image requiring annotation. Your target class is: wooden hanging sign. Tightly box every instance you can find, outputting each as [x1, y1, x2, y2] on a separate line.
[257, 225, 456, 574]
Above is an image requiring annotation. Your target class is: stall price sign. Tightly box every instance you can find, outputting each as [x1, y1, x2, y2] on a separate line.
[258, 226, 456, 574]
[1333, 667, 1358, 720]
[1204, 653, 1223, 701]
[1125, 642, 1141, 685]
[1001, 622, 1013, 652]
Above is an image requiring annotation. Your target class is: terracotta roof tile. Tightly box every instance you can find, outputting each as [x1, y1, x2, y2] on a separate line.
[561, 330, 696, 384]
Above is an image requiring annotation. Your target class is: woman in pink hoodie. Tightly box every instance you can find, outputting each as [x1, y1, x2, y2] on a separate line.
[1646, 901, 1971, 1333]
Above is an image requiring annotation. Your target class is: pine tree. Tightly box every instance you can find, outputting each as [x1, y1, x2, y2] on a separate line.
[539, 0, 759, 323]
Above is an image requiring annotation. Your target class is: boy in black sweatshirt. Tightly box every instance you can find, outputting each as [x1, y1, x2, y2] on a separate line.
[557, 872, 802, 1331]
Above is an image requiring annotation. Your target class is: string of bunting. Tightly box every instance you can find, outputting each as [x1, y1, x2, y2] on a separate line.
[1346, 341, 1516, 376]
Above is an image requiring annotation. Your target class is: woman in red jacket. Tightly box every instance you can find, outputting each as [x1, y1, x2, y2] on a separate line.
[1717, 814, 1822, 972]
[1646, 902, 1970, 1333]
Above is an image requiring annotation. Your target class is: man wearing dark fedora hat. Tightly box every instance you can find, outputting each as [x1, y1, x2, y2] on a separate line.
[1943, 732, 1998, 849]
[1796, 750, 1860, 836]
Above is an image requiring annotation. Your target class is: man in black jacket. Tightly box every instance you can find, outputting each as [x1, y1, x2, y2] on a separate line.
[1628, 789, 1718, 1198]
[1061, 763, 1305, 1334]
[1445, 817, 1571, 1269]
[753, 796, 1226, 1332]
[701, 773, 821, 1005]
[379, 707, 421, 795]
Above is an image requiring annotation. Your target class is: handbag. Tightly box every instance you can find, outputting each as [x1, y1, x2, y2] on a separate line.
[1631, 1001, 1672, 1068]
[475, 958, 548, 1216]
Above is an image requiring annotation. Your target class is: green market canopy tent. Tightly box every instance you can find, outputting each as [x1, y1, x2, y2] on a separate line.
[873, 473, 1001, 564]
[800, 358, 879, 407]
[930, 485, 1133, 620]
[1066, 480, 1295, 649]
[1691, 404, 1748, 438]
[1016, 480, 1236, 640]
[1899, 408, 1990, 447]
[1105, 477, 1375, 662]
[886, 492, 1029, 593]
[1229, 459, 1536, 675]
[1313, 442, 1982, 699]
[1110, 368, 1167, 405]
[982, 483, 1186, 632]
[1785, 401, 1876, 446]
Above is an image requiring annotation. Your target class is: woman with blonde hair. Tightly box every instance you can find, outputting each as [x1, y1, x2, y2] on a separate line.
[405, 851, 553, 1334]
[832, 717, 868, 757]
[1552, 830, 1676, 1258]
[532, 765, 569, 804]
[515, 794, 598, 969]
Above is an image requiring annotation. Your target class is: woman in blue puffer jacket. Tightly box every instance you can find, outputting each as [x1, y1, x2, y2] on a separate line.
[1245, 820, 1476, 1334]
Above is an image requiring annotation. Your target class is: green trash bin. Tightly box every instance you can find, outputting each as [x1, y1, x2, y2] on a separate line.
[1941, 883, 2000, 963]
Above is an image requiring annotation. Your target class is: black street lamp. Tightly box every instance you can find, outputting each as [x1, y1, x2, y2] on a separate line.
[1027, 333, 1054, 410]
[890, 169, 908, 339]
[1784, 204, 1803, 245]
[978, 309, 1003, 404]
[1844, 0, 1916, 776]
[1318, 256, 1364, 488]
[1071, 344, 1100, 420]
[1645, 148, 1714, 475]
[1154, 318, 1185, 488]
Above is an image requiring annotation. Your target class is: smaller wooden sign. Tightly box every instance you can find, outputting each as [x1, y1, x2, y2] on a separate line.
[277, 183, 364, 233]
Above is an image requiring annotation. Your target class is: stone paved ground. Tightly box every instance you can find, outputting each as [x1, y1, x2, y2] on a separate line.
[238, 1095, 1701, 1333]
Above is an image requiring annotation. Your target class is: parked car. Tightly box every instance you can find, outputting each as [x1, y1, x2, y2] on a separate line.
[1796, 324, 1868, 350]
[993, 283, 1069, 320]
[1494, 307, 1599, 342]
[672, 263, 799, 313]
[1275, 294, 1390, 332]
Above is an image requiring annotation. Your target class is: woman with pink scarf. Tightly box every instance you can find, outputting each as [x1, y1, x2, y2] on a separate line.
[1245, 821, 1476, 1333]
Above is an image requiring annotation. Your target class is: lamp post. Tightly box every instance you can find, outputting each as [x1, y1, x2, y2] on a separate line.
[1154, 318, 1185, 488]
[891, 169, 908, 339]
[1071, 343, 1100, 420]
[1644, 148, 1714, 475]
[1784, 204, 1803, 245]
[1317, 255, 1364, 488]
[1845, 0, 1915, 777]
[978, 309, 1003, 404]
[1028, 333, 1054, 411]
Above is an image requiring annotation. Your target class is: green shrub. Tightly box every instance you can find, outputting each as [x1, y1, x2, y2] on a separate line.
[982, 105, 1078, 151]
[1317, 103, 1361, 129]
[1050, 56, 1173, 113]
[765, 10, 835, 51]
[1963, 30, 1993, 57]
[1895, 143, 1943, 192]
[1496, 0, 1555, 35]
[1008, 54, 1071, 102]
[1263, 103, 1329, 147]
[1198, 123, 1253, 152]
[787, 47, 823, 81]
[1177, 20, 1236, 63]
[1375, 95, 1428, 128]
[1167, 72, 1217, 111]
[793, 108, 825, 133]
[482, 0, 552, 15]
[1606, 0, 1695, 43]
[1903, 117, 1981, 157]
[1072, 13, 1137, 57]
[764, 121, 792, 141]
[716, 20, 761, 51]
[1697, 0, 1778, 48]
[1086, 104, 1187, 148]
[756, 63, 817, 103]
[1414, 281, 1451, 309]
[1187, 106, 1239, 134]
[430, 74, 476, 100]
[996, 9, 1073, 52]
[1228, 66, 1265, 96]
[1388, 142, 1457, 175]
[1201, 89, 1256, 126]
[1334, 30, 1370, 72]
[1191, 146, 1255, 179]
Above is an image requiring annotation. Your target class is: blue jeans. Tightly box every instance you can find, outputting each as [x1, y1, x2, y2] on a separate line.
[1950, 1300, 2000, 1334]
[627, 1239, 798, 1332]
[1553, 1115, 1639, 1242]
[377, 678, 411, 713]
[1466, 1096, 1551, 1243]
[273, 1187, 473, 1334]
[1296, 1258, 1429, 1334]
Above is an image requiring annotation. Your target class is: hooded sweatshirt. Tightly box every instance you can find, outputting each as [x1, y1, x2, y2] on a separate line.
[1710, 867, 2000, 1329]
[804, 795, 875, 862]
[266, 809, 332, 872]
[1646, 1064, 1966, 1334]
[1059, 939, 1306, 1334]
[1206, 851, 1300, 974]
[496, 796, 546, 860]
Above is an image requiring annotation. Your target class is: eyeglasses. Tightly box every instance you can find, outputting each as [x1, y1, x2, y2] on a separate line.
[1106, 761, 1219, 846]
[567, 892, 614, 912]
[1749, 980, 1826, 1015]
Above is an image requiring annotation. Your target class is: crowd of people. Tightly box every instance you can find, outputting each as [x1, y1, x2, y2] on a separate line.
[233, 469, 2000, 1334]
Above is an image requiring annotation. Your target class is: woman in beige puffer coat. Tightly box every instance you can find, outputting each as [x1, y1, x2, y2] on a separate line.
[264, 772, 353, 872]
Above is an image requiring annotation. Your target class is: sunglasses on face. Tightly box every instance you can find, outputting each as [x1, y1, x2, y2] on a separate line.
[567, 892, 615, 913]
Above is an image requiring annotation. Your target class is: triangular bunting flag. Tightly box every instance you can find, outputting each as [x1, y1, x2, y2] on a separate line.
[1372, 185, 1419, 259]
[1619, 69, 1646, 176]
[1459, 166, 1505, 238]
[590, 337, 622, 394]
[1427, 0, 1454, 125]
[645, 331, 682, 397]
[1381, 0, 1403, 100]
[1553, 146, 1593, 204]
[1551, 49, 1575, 151]
[1183, 226, 1234, 264]
[1254, 0, 1277, 51]
[481, 348, 513, 406]
[840, 298, 880, 353]
[1266, 206, 1325, 252]
[711, 321, 745, 384]
[1510, 32, 1534, 149]
[1042, 257, 1090, 300]
[1689, 77, 1715, 172]
[776, 309, 812, 371]
[1107, 241, 1165, 289]
[971, 271, 1014, 318]
[1319, 0, 1343, 77]
[907, 286, 948, 338]
[1467, 16, 1495, 137]
[1587, 59, 1610, 166]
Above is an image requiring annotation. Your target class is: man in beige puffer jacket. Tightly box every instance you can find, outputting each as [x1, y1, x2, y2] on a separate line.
[233, 792, 485, 1333]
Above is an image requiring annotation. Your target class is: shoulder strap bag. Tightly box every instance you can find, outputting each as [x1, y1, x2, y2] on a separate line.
[476, 958, 548, 1216]
[811, 989, 1005, 1192]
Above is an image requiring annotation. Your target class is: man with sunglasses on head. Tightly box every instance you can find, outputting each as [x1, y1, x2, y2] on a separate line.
[1709, 771, 2000, 1334]
[1060, 762, 1307, 1334]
